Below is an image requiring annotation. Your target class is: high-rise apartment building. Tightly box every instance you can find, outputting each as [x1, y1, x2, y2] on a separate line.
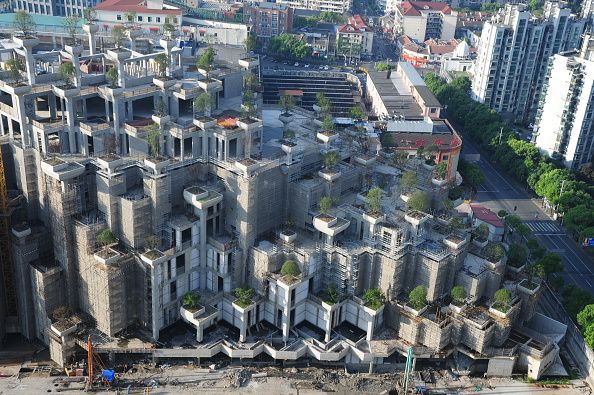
[534, 51, 594, 169]
[12, 0, 100, 17]
[471, 2, 585, 121]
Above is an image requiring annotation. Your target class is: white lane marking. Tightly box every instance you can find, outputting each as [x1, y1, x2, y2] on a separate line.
[543, 235, 594, 288]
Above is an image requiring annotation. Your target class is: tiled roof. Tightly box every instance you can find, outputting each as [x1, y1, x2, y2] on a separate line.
[470, 205, 504, 228]
[95, 0, 181, 15]
[400, 1, 452, 16]
[338, 14, 372, 33]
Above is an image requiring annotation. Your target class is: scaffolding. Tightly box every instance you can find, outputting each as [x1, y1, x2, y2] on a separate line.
[0, 144, 16, 316]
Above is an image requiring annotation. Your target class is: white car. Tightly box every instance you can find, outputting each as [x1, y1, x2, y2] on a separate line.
[294, 62, 299, 67]
[304, 64, 310, 68]
[324, 65, 329, 70]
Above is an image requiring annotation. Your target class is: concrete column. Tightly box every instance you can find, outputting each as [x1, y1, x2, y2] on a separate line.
[40, 131, 48, 154]
[224, 139, 229, 161]
[324, 311, 332, 343]
[104, 99, 110, 122]
[49, 94, 57, 119]
[199, 213, 207, 290]
[0, 115, 5, 136]
[23, 50, 36, 86]
[15, 94, 29, 147]
[180, 136, 184, 160]
[83, 24, 99, 55]
[127, 100, 134, 121]
[7, 115, 13, 138]
[117, 63, 125, 88]
[196, 324, 203, 342]
[239, 315, 247, 343]
[282, 306, 290, 341]
[82, 99, 87, 118]
[65, 98, 76, 153]
[113, 97, 127, 154]
[366, 318, 374, 341]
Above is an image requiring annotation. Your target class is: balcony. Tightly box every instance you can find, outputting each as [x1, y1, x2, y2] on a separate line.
[184, 186, 223, 210]
[30, 118, 65, 132]
[79, 120, 112, 135]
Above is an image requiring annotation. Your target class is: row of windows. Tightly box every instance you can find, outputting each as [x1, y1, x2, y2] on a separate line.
[116, 14, 178, 24]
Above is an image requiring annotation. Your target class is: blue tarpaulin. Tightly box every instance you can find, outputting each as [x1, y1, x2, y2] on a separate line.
[101, 369, 115, 382]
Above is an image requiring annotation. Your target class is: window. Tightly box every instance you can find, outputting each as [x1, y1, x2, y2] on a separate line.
[156, 16, 161, 23]
[137, 15, 143, 22]
[442, 155, 449, 160]
[117, 14, 121, 20]
[148, 16, 152, 22]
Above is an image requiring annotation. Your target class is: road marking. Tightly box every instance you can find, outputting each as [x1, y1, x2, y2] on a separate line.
[533, 233, 566, 236]
[477, 158, 521, 194]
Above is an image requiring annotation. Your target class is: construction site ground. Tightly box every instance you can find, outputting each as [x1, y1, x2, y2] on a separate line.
[0, 361, 592, 394]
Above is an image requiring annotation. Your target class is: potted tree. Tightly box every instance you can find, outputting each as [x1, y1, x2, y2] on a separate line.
[314, 195, 336, 226]
[193, 92, 214, 118]
[151, 97, 170, 125]
[102, 67, 124, 97]
[4, 58, 30, 94]
[423, 144, 439, 170]
[400, 171, 418, 202]
[406, 285, 427, 315]
[233, 286, 255, 309]
[431, 161, 449, 186]
[449, 285, 466, 313]
[93, 228, 120, 265]
[490, 288, 513, 318]
[279, 219, 297, 243]
[152, 53, 175, 89]
[237, 90, 262, 132]
[280, 259, 302, 284]
[364, 187, 385, 223]
[392, 150, 409, 169]
[407, 191, 430, 214]
[473, 223, 490, 247]
[319, 151, 341, 182]
[62, 15, 82, 51]
[162, 16, 177, 40]
[180, 291, 204, 320]
[278, 94, 295, 125]
[53, 62, 80, 97]
[363, 288, 385, 312]
[13, 11, 39, 47]
[144, 122, 170, 174]
[321, 284, 340, 307]
[317, 115, 337, 145]
[107, 26, 131, 61]
[196, 47, 221, 91]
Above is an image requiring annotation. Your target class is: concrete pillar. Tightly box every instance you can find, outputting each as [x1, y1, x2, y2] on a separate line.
[65, 99, 76, 153]
[196, 324, 203, 342]
[324, 311, 332, 343]
[217, 138, 223, 160]
[40, 131, 48, 154]
[199, 213, 207, 290]
[82, 99, 87, 118]
[0, 115, 5, 136]
[224, 139, 229, 161]
[15, 94, 29, 147]
[7, 115, 13, 138]
[113, 97, 127, 154]
[117, 62, 125, 88]
[366, 319, 374, 341]
[49, 94, 57, 119]
[23, 49, 36, 86]
[239, 316, 247, 343]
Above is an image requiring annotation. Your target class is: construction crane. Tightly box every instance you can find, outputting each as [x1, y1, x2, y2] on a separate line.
[0, 143, 16, 317]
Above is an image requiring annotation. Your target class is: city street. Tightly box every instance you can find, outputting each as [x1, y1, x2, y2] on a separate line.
[461, 137, 594, 293]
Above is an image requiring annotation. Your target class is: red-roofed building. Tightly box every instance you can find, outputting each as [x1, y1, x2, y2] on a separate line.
[470, 204, 505, 241]
[94, 0, 182, 33]
[336, 15, 374, 61]
[395, 1, 458, 41]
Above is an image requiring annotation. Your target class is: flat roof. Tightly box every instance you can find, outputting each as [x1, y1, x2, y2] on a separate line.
[0, 13, 84, 28]
[415, 85, 441, 107]
[367, 70, 423, 118]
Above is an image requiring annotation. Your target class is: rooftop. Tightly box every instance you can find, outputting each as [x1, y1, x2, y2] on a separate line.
[399, 1, 453, 17]
[471, 205, 504, 228]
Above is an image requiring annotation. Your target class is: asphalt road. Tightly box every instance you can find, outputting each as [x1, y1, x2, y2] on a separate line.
[461, 138, 594, 293]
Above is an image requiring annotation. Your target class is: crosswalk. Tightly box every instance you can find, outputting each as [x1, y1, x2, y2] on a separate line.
[525, 221, 564, 235]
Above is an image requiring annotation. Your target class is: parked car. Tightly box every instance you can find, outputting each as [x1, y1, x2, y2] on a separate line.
[294, 62, 299, 67]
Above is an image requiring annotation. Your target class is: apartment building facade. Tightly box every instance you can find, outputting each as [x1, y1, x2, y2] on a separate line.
[395, 1, 458, 41]
[275, 0, 352, 14]
[471, 2, 586, 121]
[12, 0, 100, 17]
[247, 2, 294, 42]
[336, 15, 374, 60]
[534, 53, 594, 169]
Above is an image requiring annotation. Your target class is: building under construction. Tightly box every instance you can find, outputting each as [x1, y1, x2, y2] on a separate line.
[0, 25, 566, 380]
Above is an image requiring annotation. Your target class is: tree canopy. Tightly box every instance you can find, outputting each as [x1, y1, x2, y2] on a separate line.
[267, 34, 312, 59]
[408, 191, 430, 212]
[409, 286, 427, 310]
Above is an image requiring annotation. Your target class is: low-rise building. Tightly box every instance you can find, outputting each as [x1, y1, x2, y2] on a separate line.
[248, 2, 294, 43]
[336, 15, 374, 61]
[94, 0, 182, 33]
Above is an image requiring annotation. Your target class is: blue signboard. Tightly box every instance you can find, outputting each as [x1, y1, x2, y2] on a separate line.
[585, 238, 594, 247]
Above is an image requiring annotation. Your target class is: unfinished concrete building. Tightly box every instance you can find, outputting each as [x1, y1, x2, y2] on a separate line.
[0, 24, 565, 380]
